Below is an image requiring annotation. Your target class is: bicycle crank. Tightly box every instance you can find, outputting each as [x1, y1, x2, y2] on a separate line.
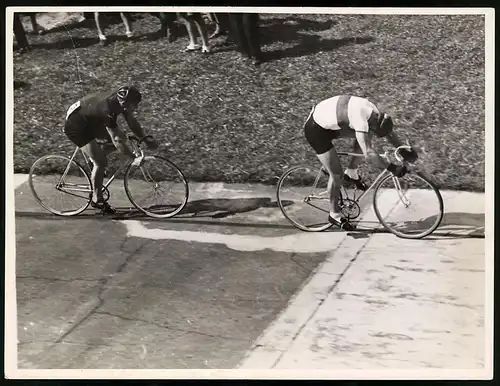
[88, 186, 111, 203]
[339, 198, 361, 220]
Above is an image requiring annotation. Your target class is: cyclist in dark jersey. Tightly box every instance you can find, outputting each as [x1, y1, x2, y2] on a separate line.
[63, 85, 158, 214]
[303, 95, 418, 231]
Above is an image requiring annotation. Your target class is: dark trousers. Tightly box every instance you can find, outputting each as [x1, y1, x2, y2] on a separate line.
[228, 13, 261, 60]
[152, 12, 179, 40]
[13, 14, 29, 50]
[214, 13, 230, 32]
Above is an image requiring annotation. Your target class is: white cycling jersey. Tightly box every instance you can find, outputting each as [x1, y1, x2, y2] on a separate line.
[312, 95, 380, 133]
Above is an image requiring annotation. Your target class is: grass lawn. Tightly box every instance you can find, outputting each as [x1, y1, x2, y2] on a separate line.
[12, 12, 485, 191]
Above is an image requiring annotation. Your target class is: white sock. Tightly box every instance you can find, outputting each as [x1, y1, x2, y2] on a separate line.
[345, 168, 359, 179]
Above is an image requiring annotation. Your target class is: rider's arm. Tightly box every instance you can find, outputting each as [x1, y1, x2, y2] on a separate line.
[123, 110, 158, 149]
[385, 130, 404, 148]
[355, 131, 390, 169]
[386, 129, 418, 162]
[105, 125, 136, 159]
[123, 110, 146, 139]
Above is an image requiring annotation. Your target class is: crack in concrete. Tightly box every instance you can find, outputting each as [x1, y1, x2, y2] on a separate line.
[268, 235, 374, 369]
[385, 265, 438, 273]
[289, 252, 315, 273]
[43, 238, 149, 351]
[18, 340, 55, 345]
[16, 275, 102, 283]
[93, 310, 251, 343]
[42, 340, 160, 348]
[391, 295, 482, 310]
[452, 268, 484, 273]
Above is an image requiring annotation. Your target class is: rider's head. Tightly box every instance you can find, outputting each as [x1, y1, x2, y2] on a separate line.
[116, 85, 142, 112]
[374, 112, 394, 137]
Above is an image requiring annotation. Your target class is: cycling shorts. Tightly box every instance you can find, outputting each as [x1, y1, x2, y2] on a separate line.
[64, 113, 96, 148]
[304, 113, 341, 155]
[64, 113, 111, 148]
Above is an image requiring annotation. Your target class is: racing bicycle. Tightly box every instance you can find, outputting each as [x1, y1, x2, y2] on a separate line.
[276, 145, 444, 239]
[29, 135, 189, 218]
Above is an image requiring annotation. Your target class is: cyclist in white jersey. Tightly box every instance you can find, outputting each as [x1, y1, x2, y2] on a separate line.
[303, 95, 418, 231]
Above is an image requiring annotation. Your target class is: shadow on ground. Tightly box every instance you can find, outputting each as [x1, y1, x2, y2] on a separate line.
[15, 197, 296, 229]
[28, 33, 148, 50]
[179, 197, 291, 218]
[14, 80, 31, 89]
[260, 16, 338, 44]
[258, 16, 375, 61]
[15, 198, 484, 238]
[349, 212, 485, 240]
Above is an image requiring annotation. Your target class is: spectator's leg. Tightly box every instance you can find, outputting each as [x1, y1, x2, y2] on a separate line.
[180, 13, 200, 51]
[29, 14, 38, 34]
[94, 12, 108, 45]
[206, 13, 216, 23]
[228, 13, 249, 57]
[243, 13, 263, 65]
[120, 12, 133, 38]
[217, 13, 234, 45]
[29, 13, 46, 35]
[157, 12, 178, 42]
[191, 13, 210, 52]
[218, 13, 230, 32]
[209, 13, 226, 39]
[13, 13, 30, 52]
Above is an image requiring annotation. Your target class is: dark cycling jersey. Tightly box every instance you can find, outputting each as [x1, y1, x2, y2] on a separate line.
[63, 91, 121, 147]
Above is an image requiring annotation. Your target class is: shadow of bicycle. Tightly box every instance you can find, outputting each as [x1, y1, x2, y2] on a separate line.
[180, 197, 291, 218]
[15, 197, 295, 229]
[113, 196, 293, 221]
[351, 212, 485, 240]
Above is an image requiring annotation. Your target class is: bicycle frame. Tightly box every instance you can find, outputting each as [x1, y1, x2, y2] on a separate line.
[305, 146, 411, 212]
[55, 135, 145, 197]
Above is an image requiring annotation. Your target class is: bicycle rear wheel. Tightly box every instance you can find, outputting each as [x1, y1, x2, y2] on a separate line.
[276, 165, 334, 232]
[372, 171, 444, 239]
[29, 155, 92, 216]
[124, 155, 189, 218]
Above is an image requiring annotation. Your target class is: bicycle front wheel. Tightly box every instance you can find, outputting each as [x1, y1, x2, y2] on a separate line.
[276, 165, 333, 232]
[124, 155, 189, 218]
[372, 171, 444, 239]
[29, 155, 92, 216]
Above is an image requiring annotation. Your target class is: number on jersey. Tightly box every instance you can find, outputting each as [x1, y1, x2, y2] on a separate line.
[66, 100, 81, 120]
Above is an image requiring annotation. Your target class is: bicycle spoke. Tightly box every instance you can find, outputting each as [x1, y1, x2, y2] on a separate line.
[306, 201, 330, 214]
[373, 172, 444, 239]
[29, 155, 91, 216]
[124, 156, 189, 218]
[276, 166, 332, 231]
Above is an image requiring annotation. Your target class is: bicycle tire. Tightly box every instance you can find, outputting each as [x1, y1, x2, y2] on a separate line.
[372, 171, 444, 239]
[124, 155, 189, 219]
[29, 155, 92, 216]
[276, 165, 334, 232]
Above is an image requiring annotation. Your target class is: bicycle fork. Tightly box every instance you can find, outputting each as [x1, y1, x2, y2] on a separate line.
[392, 176, 411, 207]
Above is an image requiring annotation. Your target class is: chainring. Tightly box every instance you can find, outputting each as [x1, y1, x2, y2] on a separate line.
[88, 186, 111, 203]
[338, 198, 361, 220]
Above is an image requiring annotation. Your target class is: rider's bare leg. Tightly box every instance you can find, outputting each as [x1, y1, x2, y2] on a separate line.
[316, 145, 343, 220]
[81, 140, 107, 203]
